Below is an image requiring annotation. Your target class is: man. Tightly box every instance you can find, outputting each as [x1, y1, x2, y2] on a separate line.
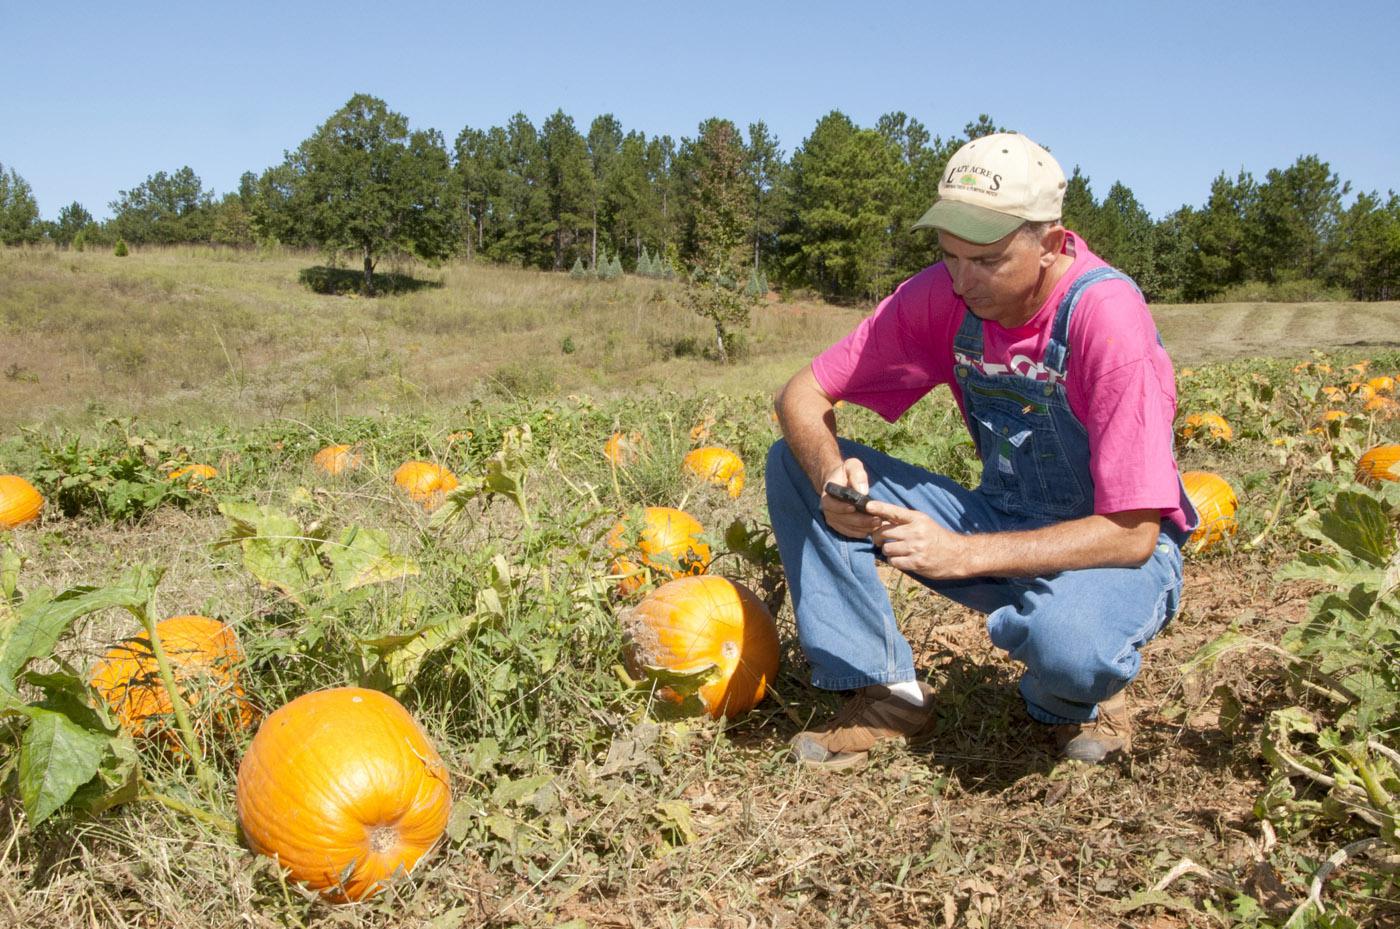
[766, 132, 1196, 769]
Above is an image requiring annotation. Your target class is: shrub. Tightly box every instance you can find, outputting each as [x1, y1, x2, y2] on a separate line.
[113, 239, 129, 257]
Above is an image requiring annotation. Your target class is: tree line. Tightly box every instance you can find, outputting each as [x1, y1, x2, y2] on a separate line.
[3, 95, 1398, 303]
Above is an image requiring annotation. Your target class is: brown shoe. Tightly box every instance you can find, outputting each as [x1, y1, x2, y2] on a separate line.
[1053, 689, 1132, 763]
[791, 683, 937, 769]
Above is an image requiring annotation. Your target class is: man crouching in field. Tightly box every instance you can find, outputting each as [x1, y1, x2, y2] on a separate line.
[766, 132, 1198, 769]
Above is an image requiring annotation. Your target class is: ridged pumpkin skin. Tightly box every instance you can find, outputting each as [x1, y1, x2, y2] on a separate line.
[622, 575, 779, 719]
[393, 461, 459, 510]
[682, 447, 746, 498]
[606, 507, 710, 580]
[1182, 470, 1239, 549]
[90, 615, 253, 742]
[236, 688, 451, 902]
[0, 475, 43, 529]
[313, 444, 363, 476]
[1177, 413, 1234, 442]
[1356, 444, 1400, 485]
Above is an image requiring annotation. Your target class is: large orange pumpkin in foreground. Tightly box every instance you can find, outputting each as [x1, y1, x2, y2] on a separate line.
[1356, 444, 1400, 486]
[90, 614, 254, 743]
[237, 688, 452, 902]
[313, 444, 363, 476]
[682, 447, 746, 498]
[1182, 470, 1238, 550]
[606, 507, 711, 589]
[1177, 413, 1234, 443]
[621, 575, 780, 719]
[393, 461, 459, 510]
[0, 475, 44, 529]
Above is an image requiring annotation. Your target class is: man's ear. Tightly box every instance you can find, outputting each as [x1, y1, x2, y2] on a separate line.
[1039, 224, 1066, 268]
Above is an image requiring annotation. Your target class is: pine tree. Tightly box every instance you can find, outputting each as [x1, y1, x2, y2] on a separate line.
[570, 256, 586, 278]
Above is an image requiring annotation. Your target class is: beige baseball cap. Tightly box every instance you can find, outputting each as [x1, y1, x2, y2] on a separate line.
[913, 132, 1067, 244]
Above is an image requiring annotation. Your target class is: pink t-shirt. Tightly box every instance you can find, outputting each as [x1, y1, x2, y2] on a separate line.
[812, 232, 1189, 531]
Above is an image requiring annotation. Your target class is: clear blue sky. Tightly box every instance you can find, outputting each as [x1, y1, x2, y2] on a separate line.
[5, 0, 1397, 222]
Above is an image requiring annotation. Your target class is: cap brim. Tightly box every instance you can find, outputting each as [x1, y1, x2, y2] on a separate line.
[912, 200, 1025, 244]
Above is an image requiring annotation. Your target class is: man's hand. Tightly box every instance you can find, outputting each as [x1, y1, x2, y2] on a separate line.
[820, 460, 883, 540]
[865, 499, 974, 580]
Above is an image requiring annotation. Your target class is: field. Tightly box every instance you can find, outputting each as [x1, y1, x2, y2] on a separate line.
[1, 247, 1398, 929]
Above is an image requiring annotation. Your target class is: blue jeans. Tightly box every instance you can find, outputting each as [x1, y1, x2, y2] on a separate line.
[765, 438, 1185, 724]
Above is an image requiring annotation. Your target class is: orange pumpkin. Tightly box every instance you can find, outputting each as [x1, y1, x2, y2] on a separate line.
[90, 614, 253, 743]
[1364, 396, 1400, 418]
[606, 507, 710, 583]
[603, 431, 646, 467]
[1349, 382, 1377, 402]
[0, 475, 43, 529]
[312, 444, 363, 476]
[621, 575, 780, 719]
[688, 415, 717, 445]
[236, 687, 451, 902]
[1356, 444, 1400, 485]
[168, 463, 218, 487]
[1182, 470, 1238, 550]
[393, 461, 459, 510]
[1321, 385, 1347, 403]
[1368, 375, 1396, 396]
[682, 447, 746, 498]
[1177, 413, 1234, 442]
[608, 556, 650, 597]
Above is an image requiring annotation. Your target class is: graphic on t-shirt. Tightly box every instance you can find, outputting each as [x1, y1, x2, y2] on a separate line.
[953, 350, 1062, 384]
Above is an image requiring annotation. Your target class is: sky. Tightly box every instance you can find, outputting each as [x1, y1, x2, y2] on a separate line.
[4, 0, 1398, 222]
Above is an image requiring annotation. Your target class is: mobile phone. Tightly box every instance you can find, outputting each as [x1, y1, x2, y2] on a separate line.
[823, 481, 871, 512]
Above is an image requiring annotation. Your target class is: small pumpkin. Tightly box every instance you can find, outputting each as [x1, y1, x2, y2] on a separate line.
[682, 447, 746, 498]
[90, 614, 253, 744]
[606, 507, 710, 584]
[1321, 385, 1347, 403]
[1177, 413, 1234, 443]
[688, 415, 717, 445]
[236, 687, 451, 902]
[312, 444, 363, 476]
[1182, 470, 1238, 550]
[0, 475, 44, 529]
[393, 461, 459, 510]
[1349, 382, 1377, 403]
[169, 463, 218, 487]
[603, 431, 646, 467]
[1368, 375, 1396, 396]
[1364, 395, 1400, 418]
[1345, 360, 1371, 375]
[621, 575, 780, 719]
[1356, 444, 1400, 485]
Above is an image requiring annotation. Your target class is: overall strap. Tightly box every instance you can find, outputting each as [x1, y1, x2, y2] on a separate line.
[1042, 267, 1142, 378]
[952, 299, 985, 360]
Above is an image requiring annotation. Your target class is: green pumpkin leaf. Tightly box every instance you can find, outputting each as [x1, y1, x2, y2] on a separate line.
[1316, 491, 1394, 566]
[215, 502, 326, 605]
[19, 708, 113, 825]
[325, 525, 420, 593]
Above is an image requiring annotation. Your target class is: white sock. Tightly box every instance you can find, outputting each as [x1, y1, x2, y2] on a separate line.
[887, 680, 928, 706]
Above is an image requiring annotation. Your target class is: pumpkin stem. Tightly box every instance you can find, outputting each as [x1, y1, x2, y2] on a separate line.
[132, 584, 217, 794]
[140, 786, 237, 837]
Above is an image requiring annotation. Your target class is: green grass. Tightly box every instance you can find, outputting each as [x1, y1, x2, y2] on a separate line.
[1, 246, 1399, 928]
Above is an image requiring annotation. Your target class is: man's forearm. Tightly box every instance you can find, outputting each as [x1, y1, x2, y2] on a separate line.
[956, 511, 1162, 578]
[775, 366, 846, 492]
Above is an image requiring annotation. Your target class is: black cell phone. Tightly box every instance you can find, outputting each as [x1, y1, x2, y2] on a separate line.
[824, 481, 871, 512]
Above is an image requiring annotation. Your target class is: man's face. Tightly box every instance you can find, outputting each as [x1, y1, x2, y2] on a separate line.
[937, 226, 1060, 327]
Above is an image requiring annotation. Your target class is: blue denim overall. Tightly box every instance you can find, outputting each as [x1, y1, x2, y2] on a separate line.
[766, 268, 1194, 724]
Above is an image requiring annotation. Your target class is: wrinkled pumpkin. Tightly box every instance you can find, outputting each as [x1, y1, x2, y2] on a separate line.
[1176, 413, 1233, 443]
[606, 507, 710, 592]
[236, 687, 452, 902]
[0, 475, 43, 529]
[90, 614, 253, 745]
[1356, 444, 1400, 485]
[393, 461, 459, 510]
[682, 447, 746, 498]
[603, 431, 646, 467]
[1182, 470, 1238, 550]
[313, 444, 363, 476]
[621, 575, 779, 719]
[168, 463, 218, 487]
